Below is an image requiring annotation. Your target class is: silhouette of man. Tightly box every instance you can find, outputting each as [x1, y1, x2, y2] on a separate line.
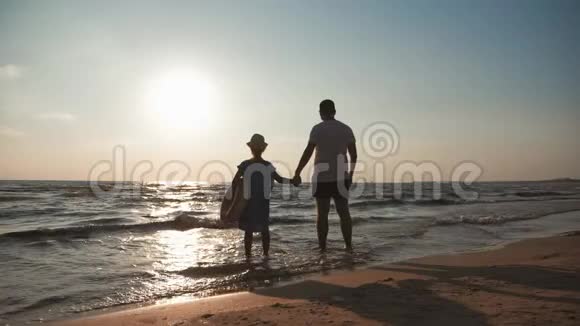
[293, 99, 357, 251]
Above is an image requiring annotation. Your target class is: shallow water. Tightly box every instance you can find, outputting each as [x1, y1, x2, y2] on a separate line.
[1, 180, 580, 323]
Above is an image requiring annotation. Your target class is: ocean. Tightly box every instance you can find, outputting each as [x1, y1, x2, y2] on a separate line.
[1, 180, 580, 323]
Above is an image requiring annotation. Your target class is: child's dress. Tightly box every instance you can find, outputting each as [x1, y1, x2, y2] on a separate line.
[237, 159, 275, 232]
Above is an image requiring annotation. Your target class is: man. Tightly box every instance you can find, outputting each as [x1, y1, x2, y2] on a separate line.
[293, 99, 357, 251]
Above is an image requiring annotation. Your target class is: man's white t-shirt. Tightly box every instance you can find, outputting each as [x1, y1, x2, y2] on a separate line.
[309, 119, 356, 182]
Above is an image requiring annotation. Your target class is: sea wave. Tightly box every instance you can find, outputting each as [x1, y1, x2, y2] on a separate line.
[349, 197, 461, 207]
[275, 202, 316, 209]
[0, 196, 39, 202]
[5, 205, 579, 242]
[60, 191, 97, 198]
[175, 262, 252, 277]
[0, 213, 391, 241]
[0, 215, 225, 241]
[338, 195, 578, 209]
[514, 191, 567, 197]
[53, 211, 105, 218]
[270, 217, 312, 225]
[433, 208, 580, 226]
[79, 217, 133, 224]
[2, 295, 70, 316]
[350, 199, 400, 207]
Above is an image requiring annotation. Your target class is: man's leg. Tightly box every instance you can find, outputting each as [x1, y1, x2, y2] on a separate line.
[244, 231, 253, 256]
[316, 197, 331, 250]
[334, 196, 353, 251]
[261, 229, 270, 256]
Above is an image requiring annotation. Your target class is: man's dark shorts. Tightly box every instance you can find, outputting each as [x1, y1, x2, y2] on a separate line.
[313, 179, 351, 199]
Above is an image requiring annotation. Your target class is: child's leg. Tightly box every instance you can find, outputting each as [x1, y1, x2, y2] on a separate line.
[244, 231, 253, 256]
[261, 228, 270, 256]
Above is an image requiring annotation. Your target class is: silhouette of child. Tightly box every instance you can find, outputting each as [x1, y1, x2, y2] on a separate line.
[228, 134, 293, 257]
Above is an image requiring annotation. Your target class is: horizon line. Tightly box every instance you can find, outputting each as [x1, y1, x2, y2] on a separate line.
[0, 177, 578, 184]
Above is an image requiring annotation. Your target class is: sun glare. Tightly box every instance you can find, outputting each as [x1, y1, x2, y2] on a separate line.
[145, 69, 217, 129]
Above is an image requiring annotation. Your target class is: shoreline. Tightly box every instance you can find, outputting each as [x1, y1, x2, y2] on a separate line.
[54, 230, 580, 325]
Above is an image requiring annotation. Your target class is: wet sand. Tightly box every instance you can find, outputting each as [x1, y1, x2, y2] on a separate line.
[56, 232, 580, 325]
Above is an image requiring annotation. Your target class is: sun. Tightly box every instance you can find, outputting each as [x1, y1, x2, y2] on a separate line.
[145, 69, 217, 129]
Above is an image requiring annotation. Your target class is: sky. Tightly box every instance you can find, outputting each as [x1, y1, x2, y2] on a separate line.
[0, 0, 579, 182]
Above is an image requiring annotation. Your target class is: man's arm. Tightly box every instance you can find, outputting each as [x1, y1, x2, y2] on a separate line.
[347, 142, 357, 180]
[294, 143, 316, 181]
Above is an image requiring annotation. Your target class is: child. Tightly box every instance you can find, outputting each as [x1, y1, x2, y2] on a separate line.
[228, 134, 293, 257]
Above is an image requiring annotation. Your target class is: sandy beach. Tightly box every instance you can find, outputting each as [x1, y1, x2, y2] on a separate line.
[56, 231, 580, 326]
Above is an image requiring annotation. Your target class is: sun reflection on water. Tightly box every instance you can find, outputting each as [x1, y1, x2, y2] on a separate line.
[154, 229, 204, 272]
[153, 228, 242, 272]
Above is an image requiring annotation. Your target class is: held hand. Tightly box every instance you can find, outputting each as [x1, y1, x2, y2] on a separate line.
[291, 175, 302, 187]
[345, 177, 352, 190]
[345, 171, 354, 189]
